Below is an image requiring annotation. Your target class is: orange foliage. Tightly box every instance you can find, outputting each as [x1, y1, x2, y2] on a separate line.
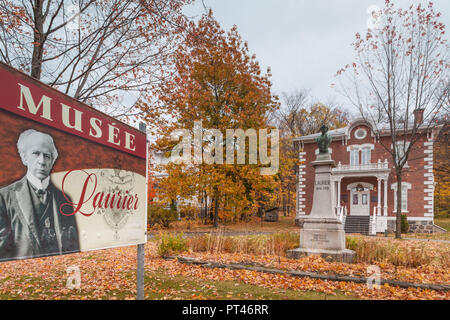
[143, 11, 279, 225]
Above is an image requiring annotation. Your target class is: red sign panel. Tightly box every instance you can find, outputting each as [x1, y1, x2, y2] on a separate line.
[0, 62, 146, 159]
[0, 62, 147, 262]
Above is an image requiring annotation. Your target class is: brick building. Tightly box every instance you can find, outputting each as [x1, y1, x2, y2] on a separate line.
[293, 115, 443, 234]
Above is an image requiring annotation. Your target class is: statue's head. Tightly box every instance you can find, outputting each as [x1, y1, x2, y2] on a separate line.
[320, 125, 328, 134]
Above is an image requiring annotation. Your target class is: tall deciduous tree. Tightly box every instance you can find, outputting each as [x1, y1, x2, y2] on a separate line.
[0, 0, 192, 117]
[145, 11, 279, 227]
[337, 1, 449, 238]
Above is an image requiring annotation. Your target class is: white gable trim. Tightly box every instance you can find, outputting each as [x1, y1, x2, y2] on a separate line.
[347, 182, 374, 190]
[346, 143, 375, 152]
[390, 182, 412, 190]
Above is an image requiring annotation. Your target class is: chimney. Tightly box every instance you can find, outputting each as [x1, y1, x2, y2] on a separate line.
[413, 108, 424, 125]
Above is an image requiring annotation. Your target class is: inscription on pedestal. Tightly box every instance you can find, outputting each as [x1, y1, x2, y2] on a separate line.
[315, 179, 330, 191]
[312, 233, 329, 243]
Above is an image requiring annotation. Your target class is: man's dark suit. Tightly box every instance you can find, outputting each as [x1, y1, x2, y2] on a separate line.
[0, 176, 79, 261]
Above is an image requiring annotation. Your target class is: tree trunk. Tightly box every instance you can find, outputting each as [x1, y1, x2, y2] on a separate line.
[213, 187, 219, 228]
[31, 0, 45, 79]
[287, 190, 291, 217]
[213, 196, 219, 228]
[209, 198, 214, 222]
[395, 172, 402, 239]
[203, 191, 208, 225]
[257, 206, 263, 218]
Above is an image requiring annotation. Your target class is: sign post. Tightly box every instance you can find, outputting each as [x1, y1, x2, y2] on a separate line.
[137, 122, 147, 300]
[137, 242, 145, 299]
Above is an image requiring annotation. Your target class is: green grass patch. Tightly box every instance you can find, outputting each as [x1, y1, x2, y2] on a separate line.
[144, 269, 356, 300]
[156, 232, 188, 256]
[0, 272, 136, 300]
[0, 270, 355, 300]
[434, 217, 450, 232]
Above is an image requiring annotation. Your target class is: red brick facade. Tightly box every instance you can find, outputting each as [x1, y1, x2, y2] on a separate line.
[295, 120, 440, 233]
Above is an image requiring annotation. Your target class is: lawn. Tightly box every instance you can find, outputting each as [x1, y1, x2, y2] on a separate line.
[399, 216, 450, 241]
[434, 217, 450, 232]
[149, 215, 299, 234]
[0, 244, 355, 300]
[0, 236, 448, 300]
[0, 267, 353, 300]
[150, 215, 450, 241]
[144, 270, 353, 300]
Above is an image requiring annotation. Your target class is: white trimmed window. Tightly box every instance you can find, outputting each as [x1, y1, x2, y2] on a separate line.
[361, 147, 371, 165]
[347, 144, 374, 166]
[391, 182, 412, 213]
[350, 148, 359, 166]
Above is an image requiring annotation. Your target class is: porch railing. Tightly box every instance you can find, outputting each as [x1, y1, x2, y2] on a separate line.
[333, 159, 389, 172]
[336, 206, 347, 223]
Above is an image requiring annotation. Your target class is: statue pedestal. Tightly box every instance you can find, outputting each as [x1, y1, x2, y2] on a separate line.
[287, 157, 355, 263]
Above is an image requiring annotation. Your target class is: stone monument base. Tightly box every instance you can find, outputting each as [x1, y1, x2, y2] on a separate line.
[286, 248, 355, 263]
[286, 217, 355, 263]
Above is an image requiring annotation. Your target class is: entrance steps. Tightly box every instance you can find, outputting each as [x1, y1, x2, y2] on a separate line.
[344, 216, 371, 235]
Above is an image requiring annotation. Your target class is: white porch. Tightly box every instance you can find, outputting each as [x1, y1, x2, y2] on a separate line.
[331, 159, 390, 235]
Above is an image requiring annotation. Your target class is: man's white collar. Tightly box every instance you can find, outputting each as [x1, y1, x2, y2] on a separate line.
[26, 172, 50, 190]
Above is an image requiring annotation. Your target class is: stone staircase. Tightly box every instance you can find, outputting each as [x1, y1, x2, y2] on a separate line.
[343, 216, 371, 235]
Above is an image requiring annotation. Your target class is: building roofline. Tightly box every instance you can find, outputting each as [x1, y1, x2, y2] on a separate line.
[292, 119, 444, 143]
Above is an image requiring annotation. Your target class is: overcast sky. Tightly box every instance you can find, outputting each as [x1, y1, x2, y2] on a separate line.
[184, 0, 450, 114]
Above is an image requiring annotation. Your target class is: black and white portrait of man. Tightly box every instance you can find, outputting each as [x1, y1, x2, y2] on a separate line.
[0, 129, 79, 260]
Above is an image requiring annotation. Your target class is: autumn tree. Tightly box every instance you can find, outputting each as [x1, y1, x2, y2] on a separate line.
[274, 90, 350, 137]
[434, 119, 449, 217]
[145, 11, 279, 227]
[337, 1, 449, 238]
[0, 0, 193, 117]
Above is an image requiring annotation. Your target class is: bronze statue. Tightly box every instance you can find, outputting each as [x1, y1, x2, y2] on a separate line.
[316, 125, 332, 154]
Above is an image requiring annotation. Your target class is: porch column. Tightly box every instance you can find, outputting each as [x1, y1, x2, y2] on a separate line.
[377, 177, 381, 216]
[383, 178, 388, 216]
[331, 179, 335, 215]
[337, 178, 341, 212]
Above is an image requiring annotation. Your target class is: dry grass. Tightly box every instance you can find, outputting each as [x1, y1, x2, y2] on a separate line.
[186, 231, 299, 257]
[346, 236, 450, 268]
[402, 232, 450, 241]
[150, 215, 299, 234]
[184, 232, 449, 268]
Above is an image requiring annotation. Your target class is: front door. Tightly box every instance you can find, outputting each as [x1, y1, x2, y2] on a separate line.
[350, 191, 370, 215]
